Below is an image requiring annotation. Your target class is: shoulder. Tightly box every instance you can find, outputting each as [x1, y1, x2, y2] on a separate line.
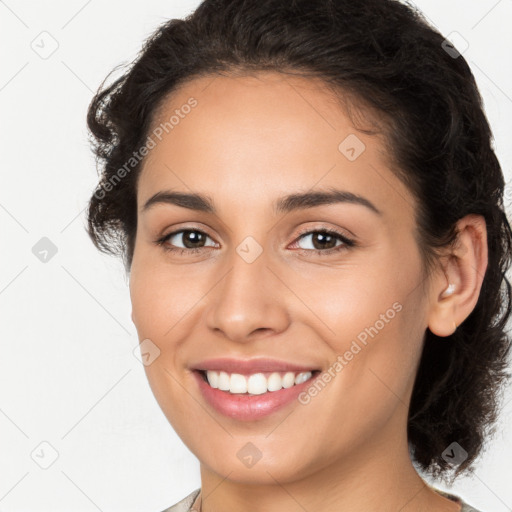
[460, 501, 484, 512]
[435, 488, 484, 512]
[158, 487, 485, 512]
[159, 488, 201, 512]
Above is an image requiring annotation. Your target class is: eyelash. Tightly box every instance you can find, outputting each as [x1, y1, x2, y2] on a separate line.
[155, 226, 356, 257]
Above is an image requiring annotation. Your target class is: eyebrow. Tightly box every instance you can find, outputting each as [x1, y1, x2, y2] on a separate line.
[141, 188, 382, 216]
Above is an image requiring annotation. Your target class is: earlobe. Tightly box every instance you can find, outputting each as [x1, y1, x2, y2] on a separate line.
[427, 214, 488, 338]
[429, 283, 459, 336]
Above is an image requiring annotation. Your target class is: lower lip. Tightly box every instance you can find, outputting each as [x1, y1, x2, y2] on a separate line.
[193, 370, 319, 421]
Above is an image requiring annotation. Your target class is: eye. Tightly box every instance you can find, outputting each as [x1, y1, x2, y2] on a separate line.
[290, 227, 356, 256]
[155, 229, 217, 255]
[155, 226, 356, 257]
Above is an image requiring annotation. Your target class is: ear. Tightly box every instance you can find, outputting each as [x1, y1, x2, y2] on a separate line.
[427, 214, 488, 337]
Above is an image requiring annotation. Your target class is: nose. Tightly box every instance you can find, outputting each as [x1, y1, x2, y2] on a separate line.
[205, 245, 290, 343]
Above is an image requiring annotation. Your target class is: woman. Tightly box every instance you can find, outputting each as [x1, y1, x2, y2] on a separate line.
[85, 0, 512, 510]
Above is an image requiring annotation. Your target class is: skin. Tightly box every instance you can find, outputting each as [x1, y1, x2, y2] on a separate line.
[129, 71, 488, 512]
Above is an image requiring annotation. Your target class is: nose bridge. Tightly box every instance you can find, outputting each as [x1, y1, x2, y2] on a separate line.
[205, 232, 288, 341]
[220, 216, 272, 296]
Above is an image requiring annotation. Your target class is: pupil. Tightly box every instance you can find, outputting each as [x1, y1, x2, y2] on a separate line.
[184, 230, 204, 248]
[313, 232, 335, 250]
[180, 231, 337, 250]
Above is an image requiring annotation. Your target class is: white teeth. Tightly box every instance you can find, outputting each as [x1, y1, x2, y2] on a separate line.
[217, 371, 230, 391]
[247, 373, 267, 395]
[294, 372, 311, 385]
[230, 373, 247, 393]
[282, 372, 295, 388]
[204, 370, 314, 394]
[206, 370, 218, 388]
[267, 372, 282, 392]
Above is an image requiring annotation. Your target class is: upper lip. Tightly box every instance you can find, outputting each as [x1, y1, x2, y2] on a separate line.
[192, 357, 320, 375]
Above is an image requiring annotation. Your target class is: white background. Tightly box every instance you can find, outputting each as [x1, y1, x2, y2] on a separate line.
[1, 1, 511, 511]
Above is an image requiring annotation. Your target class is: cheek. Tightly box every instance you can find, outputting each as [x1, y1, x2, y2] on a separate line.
[292, 261, 404, 350]
[129, 263, 200, 437]
[301, 251, 426, 406]
[129, 258, 202, 339]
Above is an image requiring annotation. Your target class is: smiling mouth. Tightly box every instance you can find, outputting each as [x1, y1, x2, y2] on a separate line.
[196, 369, 321, 395]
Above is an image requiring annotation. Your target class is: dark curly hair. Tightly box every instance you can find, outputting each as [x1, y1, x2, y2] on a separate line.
[86, 0, 512, 482]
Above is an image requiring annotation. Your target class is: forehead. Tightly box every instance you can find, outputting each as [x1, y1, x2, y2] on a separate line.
[138, 71, 416, 223]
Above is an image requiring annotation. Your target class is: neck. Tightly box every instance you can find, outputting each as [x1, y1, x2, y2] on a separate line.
[197, 409, 460, 512]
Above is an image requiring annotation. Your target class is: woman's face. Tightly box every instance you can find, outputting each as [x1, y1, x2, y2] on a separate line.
[129, 71, 434, 484]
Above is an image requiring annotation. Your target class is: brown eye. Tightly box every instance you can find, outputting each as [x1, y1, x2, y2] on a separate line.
[291, 228, 356, 257]
[167, 230, 211, 249]
[155, 226, 356, 257]
[297, 231, 340, 251]
[156, 229, 217, 255]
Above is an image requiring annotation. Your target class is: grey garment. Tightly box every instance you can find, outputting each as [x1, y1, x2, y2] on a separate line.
[161, 489, 200, 512]
[436, 489, 484, 512]
[161, 487, 483, 512]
